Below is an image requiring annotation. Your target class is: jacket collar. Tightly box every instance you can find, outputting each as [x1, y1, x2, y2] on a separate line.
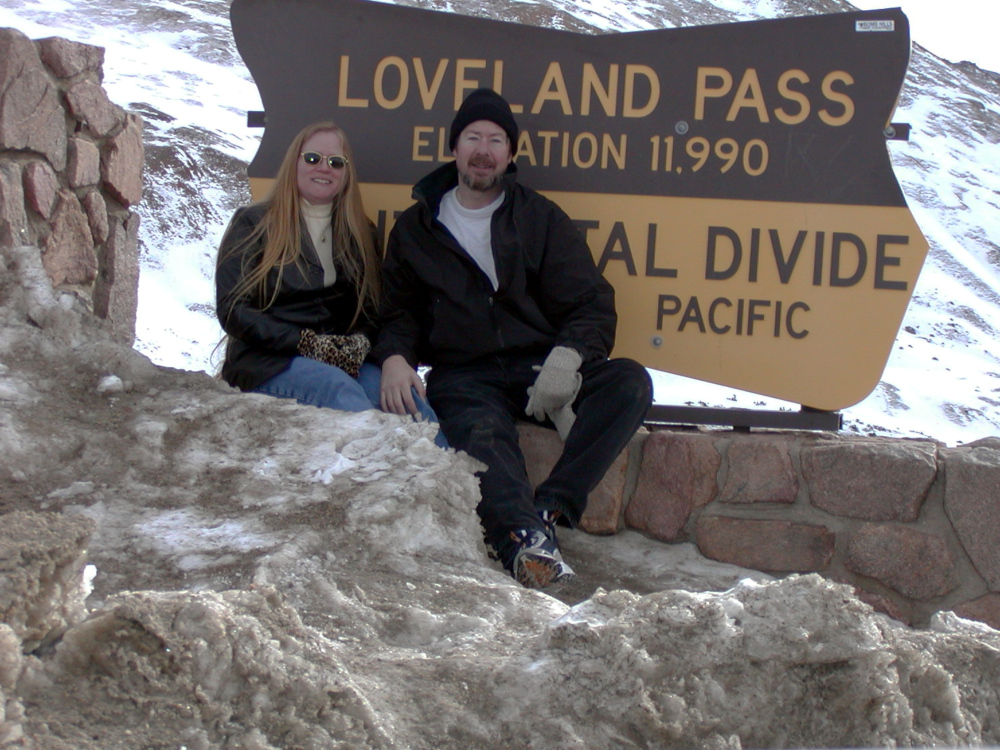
[412, 161, 519, 214]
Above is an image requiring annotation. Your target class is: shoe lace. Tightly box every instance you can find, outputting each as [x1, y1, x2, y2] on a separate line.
[538, 509, 561, 546]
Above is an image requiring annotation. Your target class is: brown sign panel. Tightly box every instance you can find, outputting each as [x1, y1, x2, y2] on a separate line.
[231, 0, 928, 410]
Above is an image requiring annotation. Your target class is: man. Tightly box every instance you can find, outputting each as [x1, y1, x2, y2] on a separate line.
[372, 88, 652, 588]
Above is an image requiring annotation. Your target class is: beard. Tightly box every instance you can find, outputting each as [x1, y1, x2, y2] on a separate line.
[459, 158, 504, 192]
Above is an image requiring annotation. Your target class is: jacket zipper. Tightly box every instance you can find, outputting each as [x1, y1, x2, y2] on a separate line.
[430, 218, 506, 351]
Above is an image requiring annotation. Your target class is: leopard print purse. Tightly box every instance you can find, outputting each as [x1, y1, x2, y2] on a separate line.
[298, 330, 371, 378]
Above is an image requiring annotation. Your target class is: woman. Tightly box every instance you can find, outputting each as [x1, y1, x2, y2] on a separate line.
[216, 121, 440, 432]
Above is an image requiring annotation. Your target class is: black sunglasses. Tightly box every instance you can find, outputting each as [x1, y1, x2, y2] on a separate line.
[301, 152, 349, 169]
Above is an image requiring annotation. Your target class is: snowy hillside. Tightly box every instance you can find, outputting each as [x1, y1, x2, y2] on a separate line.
[1, 0, 998, 446]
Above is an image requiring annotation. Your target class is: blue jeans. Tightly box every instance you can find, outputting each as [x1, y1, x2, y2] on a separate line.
[426, 354, 652, 549]
[253, 357, 447, 447]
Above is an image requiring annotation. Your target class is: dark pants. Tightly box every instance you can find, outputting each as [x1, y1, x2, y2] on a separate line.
[427, 354, 652, 549]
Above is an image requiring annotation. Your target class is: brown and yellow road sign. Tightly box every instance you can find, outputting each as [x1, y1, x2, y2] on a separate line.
[231, 0, 927, 411]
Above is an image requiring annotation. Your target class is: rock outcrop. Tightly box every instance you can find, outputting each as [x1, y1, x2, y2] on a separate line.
[0, 27, 141, 345]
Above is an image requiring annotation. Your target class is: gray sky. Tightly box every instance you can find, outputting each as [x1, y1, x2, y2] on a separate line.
[849, 0, 999, 73]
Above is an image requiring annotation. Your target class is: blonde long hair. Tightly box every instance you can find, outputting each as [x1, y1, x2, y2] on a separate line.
[220, 121, 380, 328]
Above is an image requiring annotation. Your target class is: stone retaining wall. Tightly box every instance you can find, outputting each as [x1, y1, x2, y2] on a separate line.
[521, 424, 1000, 630]
[0, 28, 142, 344]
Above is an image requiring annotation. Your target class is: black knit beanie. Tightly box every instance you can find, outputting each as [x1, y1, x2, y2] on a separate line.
[448, 88, 519, 151]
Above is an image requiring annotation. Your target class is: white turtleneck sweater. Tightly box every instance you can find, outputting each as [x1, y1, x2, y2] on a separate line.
[300, 199, 337, 286]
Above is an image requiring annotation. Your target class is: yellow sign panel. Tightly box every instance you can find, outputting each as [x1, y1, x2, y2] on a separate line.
[560, 195, 925, 410]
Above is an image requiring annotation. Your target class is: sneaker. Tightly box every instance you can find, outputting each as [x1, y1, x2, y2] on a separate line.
[507, 528, 576, 589]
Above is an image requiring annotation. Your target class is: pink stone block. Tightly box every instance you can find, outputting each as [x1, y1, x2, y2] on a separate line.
[92, 210, 140, 344]
[626, 430, 720, 542]
[0, 161, 29, 245]
[64, 80, 123, 138]
[81, 190, 109, 244]
[23, 160, 58, 219]
[37, 36, 105, 80]
[719, 436, 798, 504]
[68, 138, 101, 188]
[846, 523, 959, 600]
[41, 190, 96, 287]
[801, 439, 937, 521]
[696, 516, 835, 572]
[101, 113, 144, 207]
[942, 439, 1000, 591]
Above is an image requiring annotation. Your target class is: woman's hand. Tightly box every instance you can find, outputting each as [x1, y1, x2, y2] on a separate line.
[380, 354, 425, 416]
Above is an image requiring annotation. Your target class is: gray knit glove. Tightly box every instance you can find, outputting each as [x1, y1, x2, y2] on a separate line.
[525, 346, 583, 441]
[298, 330, 370, 378]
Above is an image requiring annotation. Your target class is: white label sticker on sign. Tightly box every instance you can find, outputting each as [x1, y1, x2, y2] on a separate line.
[856, 20, 895, 32]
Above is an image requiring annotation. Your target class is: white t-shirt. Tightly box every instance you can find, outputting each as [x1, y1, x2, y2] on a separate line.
[437, 188, 504, 290]
[300, 199, 337, 286]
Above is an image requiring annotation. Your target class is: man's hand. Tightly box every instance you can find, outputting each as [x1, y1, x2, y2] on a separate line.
[525, 346, 583, 440]
[380, 354, 426, 416]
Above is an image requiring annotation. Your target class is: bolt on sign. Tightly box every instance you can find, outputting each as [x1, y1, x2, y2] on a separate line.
[230, 0, 927, 412]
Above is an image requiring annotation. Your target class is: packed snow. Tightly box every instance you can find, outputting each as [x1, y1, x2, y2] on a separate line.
[2, 250, 1000, 747]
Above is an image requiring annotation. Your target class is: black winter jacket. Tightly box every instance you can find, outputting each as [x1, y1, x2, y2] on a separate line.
[371, 162, 617, 368]
[216, 203, 378, 391]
